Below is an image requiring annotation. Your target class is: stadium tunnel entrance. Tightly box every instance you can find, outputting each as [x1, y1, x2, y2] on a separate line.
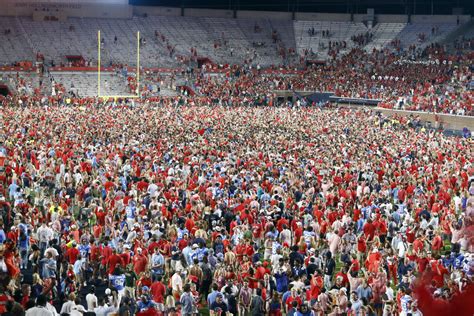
[0, 84, 10, 97]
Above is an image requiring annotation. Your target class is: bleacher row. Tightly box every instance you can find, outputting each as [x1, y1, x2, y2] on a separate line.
[0, 15, 463, 67]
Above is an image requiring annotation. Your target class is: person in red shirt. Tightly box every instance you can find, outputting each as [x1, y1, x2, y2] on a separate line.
[120, 245, 132, 267]
[254, 261, 267, 281]
[334, 267, 349, 288]
[363, 219, 376, 241]
[357, 235, 367, 263]
[185, 214, 195, 232]
[3, 240, 20, 278]
[285, 288, 303, 310]
[107, 249, 123, 275]
[309, 271, 324, 300]
[416, 252, 430, 273]
[65, 242, 79, 265]
[20, 284, 30, 308]
[150, 275, 166, 310]
[133, 248, 149, 276]
[366, 248, 382, 273]
[413, 235, 425, 254]
[431, 230, 443, 257]
[0, 291, 12, 315]
[276, 216, 289, 232]
[431, 259, 449, 288]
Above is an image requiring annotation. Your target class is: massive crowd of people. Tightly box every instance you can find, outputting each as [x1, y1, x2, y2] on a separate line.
[190, 45, 473, 115]
[0, 103, 472, 316]
[0, 21, 473, 316]
[4, 42, 472, 115]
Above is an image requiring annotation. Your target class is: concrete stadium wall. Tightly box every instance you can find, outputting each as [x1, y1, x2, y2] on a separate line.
[411, 14, 470, 23]
[237, 10, 292, 20]
[0, 2, 470, 24]
[375, 108, 474, 131]
[133, 6, 180, 17]
[2, 1, 132, 18]
[295, 12, 350, 22]
[353, 14, 368, 23]
[376, 14, 408, 23]
[184, 8, 233, 18]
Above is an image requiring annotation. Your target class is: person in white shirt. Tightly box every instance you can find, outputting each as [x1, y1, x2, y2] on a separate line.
[171, 269, 184, 296]
[397, 236, 407, 259]
[280, 225, 292, 246]
[60, 293, 76, 314]
[382, 284, 395, 316]
[36, 222, 53, 254]
[85, 286, 98, 312]
[94, 294, 117, 316]
[25, 295, 54, 316]
[147, 182, 159, 196]
[44, 244, 59, 259]
[399, 288, 413, 316]
[70, 304, 87, 316]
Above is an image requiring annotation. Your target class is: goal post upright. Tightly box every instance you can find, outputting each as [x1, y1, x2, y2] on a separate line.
[137, 31, 140, 98]
[98, 30, 101, 97]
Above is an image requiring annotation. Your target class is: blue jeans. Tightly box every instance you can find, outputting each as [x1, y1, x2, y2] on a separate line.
[20, 247, 29, 269]
[39, 241, 48, 255]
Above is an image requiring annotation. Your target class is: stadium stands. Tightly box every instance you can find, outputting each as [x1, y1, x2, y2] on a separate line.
[0, 15, 467, 67]
[395, 22, 459, 50]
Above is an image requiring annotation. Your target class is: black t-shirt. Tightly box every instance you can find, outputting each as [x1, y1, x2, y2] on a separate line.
[226, 294, 238, 314]
[324, 258, 336, 276]
[306, 263, 317, 277]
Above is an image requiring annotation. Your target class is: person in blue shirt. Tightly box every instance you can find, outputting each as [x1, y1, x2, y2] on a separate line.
[40, 252, 57, 279]
[137, 294, 156, 311]
[0, 225, 5, 244]
[177, 223, 189, 241]
[453, 252, 465, 270]
[125, 200, 136, 221]
[8, 182, 18, 201]
[18, 221, 29, 269]
[274, 261, 289, 293]
[78, 239, 91, 259]
[296, 304, 314, 316]
[151, 247, 165, 281]
[109, 267, 126, 295]
[207, 283, 220, 307]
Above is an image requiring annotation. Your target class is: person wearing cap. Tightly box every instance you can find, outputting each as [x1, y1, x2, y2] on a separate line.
[210, 292, 228, 316]
[137, 291, 157, 312]
[323, 252, 336, 290]
[69, 303, 87, 316]
[133, 247, 148, 276]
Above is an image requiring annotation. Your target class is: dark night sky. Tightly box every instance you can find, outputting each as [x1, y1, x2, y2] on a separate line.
[129, 0, 474, 15]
